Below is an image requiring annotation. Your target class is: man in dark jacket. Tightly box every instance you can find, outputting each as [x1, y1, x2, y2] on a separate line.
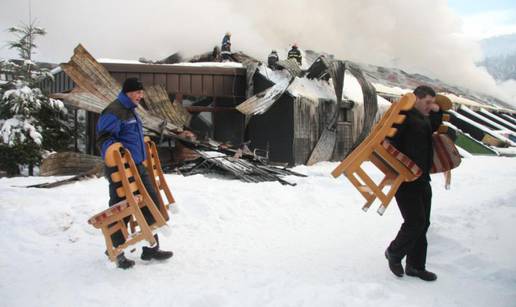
[96, 77, 173, 269]
[268, 50, 279, 69]
[384, 85, 441, 281]
[221, 32, 232, 62]
[287, 44, 302, 65]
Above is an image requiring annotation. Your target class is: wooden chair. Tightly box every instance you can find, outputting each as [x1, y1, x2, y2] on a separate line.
[331, 93, 421, 215]
[87, 143, 167, 262]
[143, 136, 175, 219]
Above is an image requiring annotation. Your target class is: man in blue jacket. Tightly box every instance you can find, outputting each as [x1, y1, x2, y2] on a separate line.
[96, 77, 173, 269]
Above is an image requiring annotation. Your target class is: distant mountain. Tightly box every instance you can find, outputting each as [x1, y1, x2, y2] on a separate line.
[480, 33, 516, 58]
[481, 53, 516, 81]
[479, 33, 516, 82]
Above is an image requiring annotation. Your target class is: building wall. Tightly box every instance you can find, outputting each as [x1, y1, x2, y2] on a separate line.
[246, 95, 295, 165]
[213, 97, 246, 146]
[292, 97, 353, 165]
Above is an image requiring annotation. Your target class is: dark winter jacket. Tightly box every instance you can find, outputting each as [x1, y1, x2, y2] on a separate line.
[388, 108, 438, 182]
[96, 92, 146, 164]
[221, 35, 231, 52]
[268, 52, 279, 68]
[287, 47, 302, 65]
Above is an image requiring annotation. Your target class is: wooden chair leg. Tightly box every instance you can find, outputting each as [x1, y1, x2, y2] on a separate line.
[102, 226, 117, 262]
[119, 220, 130, 241]
[346, 171, 377, 211]
[130, 204, 156, 246]
[377, 176, 404, 215]
[355, 168, 387, 202]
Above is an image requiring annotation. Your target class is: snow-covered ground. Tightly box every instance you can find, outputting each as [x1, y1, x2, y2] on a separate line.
[0, 156, 515, 307]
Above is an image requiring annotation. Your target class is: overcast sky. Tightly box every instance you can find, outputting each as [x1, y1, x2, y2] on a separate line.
[0, 0, 515, 103]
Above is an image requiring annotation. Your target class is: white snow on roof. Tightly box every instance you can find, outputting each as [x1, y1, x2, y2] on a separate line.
[258, 65, 292, 85]
[373, 83, 411, 96]
[170, 62, 244, 68]
[500, 113, 516, 125]
[99, 58, 244, 68]
[440, 92, 486, 109]
[479, 108, 516, 131]
[494, 146, 516, 156]
[449, 109, 515, 146]
[374, 96, 394, 122]
[460, 105, 514, 134]
[97, 58, 144, 64]
[287, 77, 336, 101]
[285, 72, 393, 110]
[443, 120, 460, 131]
[343, 72, 391, 114]
[50, 66, 62, 75]
[343, 71, 364, 104]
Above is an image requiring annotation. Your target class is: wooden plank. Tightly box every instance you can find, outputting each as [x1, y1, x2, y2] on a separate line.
[191, 75, 203, 96]
[140, 73, 154, 87]
[126, 72, 140, 80]
[180, 75, 191, 95]
[155, 74, 166, 87]
[110, 72, 126, 84]
[223, 75, 234, 97]
[167, 74, 180, 93]
[213, 76, 224, 96]
[202, 75, 214, 96]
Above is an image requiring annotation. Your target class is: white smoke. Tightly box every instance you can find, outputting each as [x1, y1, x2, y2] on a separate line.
[224, 0, 516, 106]
[0, 0, 514, 106]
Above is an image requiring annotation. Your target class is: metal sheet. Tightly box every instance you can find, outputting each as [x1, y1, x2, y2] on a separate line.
[236, 80, 291, 116]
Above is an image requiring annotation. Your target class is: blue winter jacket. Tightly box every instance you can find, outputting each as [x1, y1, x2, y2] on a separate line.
[96, 92, 146, 164]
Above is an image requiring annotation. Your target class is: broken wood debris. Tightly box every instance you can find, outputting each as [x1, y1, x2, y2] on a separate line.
[50, 44, 183, 137]
[40, 152, 103, 176]
[178, 149, 306, 185]
[26, 165, 103, 189]
[144, 85, 191, 128]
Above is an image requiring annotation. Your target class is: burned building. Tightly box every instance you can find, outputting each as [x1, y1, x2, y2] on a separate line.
[44, 45, 381, 169]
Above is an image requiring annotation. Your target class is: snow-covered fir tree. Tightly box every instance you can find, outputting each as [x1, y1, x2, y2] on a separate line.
[0, 21, 76, 176]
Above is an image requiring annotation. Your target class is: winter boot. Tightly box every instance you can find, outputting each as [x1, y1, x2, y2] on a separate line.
[141, 234, 173, 261]
[385, 248, 404, 277]
[116, 253, 135, 269]
[405, 265, 437, 281]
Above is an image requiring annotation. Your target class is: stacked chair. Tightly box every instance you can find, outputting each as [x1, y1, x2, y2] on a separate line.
[88, 140, 174, 262]
[331, 93, 461, 215]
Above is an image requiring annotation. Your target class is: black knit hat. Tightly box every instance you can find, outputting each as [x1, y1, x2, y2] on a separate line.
[122, 77, 144, 93]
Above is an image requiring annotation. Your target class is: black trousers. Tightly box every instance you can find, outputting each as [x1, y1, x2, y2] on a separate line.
[388, 180, 432, 269]
[105, 164, 162, 248]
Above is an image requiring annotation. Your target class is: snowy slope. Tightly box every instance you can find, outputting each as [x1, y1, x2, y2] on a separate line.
[0, 156, 515, 307]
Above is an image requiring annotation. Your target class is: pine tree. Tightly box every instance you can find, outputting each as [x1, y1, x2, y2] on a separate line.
[0, 21, 74, 176]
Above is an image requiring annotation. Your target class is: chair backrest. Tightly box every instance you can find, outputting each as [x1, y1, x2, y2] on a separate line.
[143, 137, 174, 220]
[332, 93, 416, 178]
[105, 143, 149, 202]
[143, 136, 160, 176]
